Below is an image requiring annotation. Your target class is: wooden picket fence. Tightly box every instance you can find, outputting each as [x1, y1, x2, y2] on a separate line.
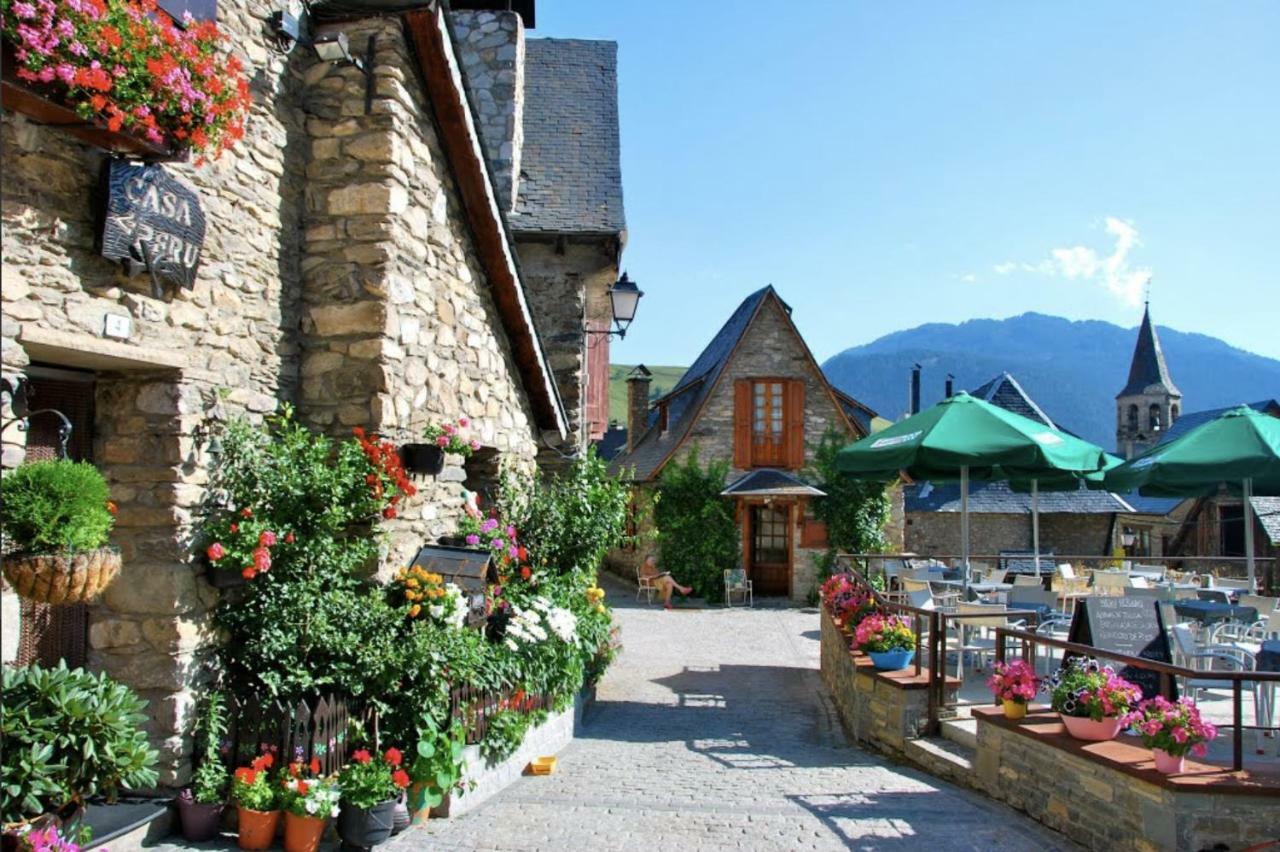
[223, 693, 370, 775]
[448, 685, 551, 745]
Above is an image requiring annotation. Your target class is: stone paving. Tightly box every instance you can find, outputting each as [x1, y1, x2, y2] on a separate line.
[393, 577, 1078, 851]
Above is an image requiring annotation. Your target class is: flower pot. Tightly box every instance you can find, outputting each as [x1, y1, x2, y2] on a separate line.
[1, 546, 121, 604]
[337, 799, 397, 848]
[406, 782, 432, 826]
[867, 649, 915, 671]
[1152, 748, 1186, 774]
[1059, 714, 1123, 741]
[236, 807, 280, 850]
[400, 444, 445, 476]
[1002, 700, 1028, 721]
[283, 812, 327, 852]
[177, 793, 225, 842]
[391, 794, 410, 835]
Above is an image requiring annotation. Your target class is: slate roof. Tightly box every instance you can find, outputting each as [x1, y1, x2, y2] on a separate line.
[834, 389, 878, 434]
[721, 469, 826, 498]
[508, 39, 626, 236]
[905, 480, 1133, 514]
[1118, 305, 1181, 397]
[1253, 497, 1280, 545]
[1119, 493, 1186, 516]
[1157, 399, 1280, 446]
[594, 423, 628, 461]
[609, 286, 874, 482]
[971, 373, 1056, 428]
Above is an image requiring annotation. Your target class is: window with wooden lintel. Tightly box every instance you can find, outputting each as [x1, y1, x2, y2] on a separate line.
[733, 378, 804, 469]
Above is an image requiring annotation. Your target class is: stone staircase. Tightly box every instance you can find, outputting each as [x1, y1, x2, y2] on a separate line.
[903, 707, 980, 789]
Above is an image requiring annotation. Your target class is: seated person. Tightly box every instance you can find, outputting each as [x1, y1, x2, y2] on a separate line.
[640, 553, 693, 610]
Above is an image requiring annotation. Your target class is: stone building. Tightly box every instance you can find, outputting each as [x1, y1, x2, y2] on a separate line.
[1116, 303, 1182, 460]
[904, 373, 1131, 563]
[607, 287, 877, 601]
[1, 0, 622, 785]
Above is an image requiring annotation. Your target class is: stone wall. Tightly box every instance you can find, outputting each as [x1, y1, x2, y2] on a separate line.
[974, 709, 1279, 851]
[450, 10, 524, 213]
[905, 512, 1114, 559]
[1, 3, 542, 783]
[297, 18, 539, 574]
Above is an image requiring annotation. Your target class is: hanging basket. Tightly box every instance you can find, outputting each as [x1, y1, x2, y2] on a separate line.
[399, 444, 445, 476]
[1, 547, 121, 605]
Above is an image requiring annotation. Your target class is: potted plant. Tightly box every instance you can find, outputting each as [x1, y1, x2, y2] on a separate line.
[404, 713, 466, 825]
[177, 692, 228, 841]
[0, 662, 158, 831]
[853, 613, 917, 670]
[402, 419, 480, 475]
[336, 748, 410, 848]
[280, 759, 339, 852]
[1126, 696, 1218, 774]
[0, 460, 120, 604]
[986, 659, 1040, 720]
[230, 755, 278, 851]
[1048, 657, 1142, 741]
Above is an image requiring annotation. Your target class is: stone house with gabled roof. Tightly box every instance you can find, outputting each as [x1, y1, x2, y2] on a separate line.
[608, 286, 876, 600]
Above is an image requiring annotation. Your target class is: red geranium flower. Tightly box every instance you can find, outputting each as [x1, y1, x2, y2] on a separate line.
[206, 542, 225, 561]
[234, 767, 257, 785]
[384, 747, 402, 767]
[520, 566, 532, 581]
[259, 530, 277, 547]
[309, 757, 321, 775]
[242, 567, 257, 580]
[352, 749, 372, 765]
[240, 507, 253, 518]
[297, 779, 310, 796]
[392, 770, 410, 789]
[285, 533, 296, 544]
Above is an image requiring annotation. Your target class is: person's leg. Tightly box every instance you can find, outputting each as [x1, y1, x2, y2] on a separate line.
[669, 575, 692, 596]
[658, 577, 675, 608]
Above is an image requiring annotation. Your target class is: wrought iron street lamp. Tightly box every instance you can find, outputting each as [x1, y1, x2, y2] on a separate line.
[604, 273, 643, 339]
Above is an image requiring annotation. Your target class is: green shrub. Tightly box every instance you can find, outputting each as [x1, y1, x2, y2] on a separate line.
[0, 460, 114, 553]
[191, 691, 228, 804]
[808, 427, 891, 581]
[653, 449, 740, 602]
[1, 662, 158, 822]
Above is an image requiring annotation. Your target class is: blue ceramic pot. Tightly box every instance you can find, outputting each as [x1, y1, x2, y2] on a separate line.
[868, 649, 915, 671]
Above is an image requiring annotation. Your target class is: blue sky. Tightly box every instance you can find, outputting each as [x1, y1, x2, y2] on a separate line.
[534, 2, 1280, 366]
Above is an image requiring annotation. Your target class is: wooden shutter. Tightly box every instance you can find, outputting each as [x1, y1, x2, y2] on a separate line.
[733, 379, 751, 468]
[785, 379, 805, 468]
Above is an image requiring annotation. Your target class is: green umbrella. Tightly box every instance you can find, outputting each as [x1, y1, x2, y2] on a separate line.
[1104, 405, 1280, 586]
[837, 392, 1114, 581]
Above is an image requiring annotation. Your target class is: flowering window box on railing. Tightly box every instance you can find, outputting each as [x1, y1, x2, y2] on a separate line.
[1, 48, 178, 159]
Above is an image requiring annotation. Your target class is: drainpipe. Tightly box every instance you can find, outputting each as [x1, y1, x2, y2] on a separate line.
[910, 364, 921, 415]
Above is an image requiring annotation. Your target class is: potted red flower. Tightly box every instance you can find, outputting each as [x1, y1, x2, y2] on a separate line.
[280, 758, 339, 852]
[1126, 696, 1218, 774]
[401, 418, 480, 475]
[1048, 657, 1142, 741]
[230, 754, 278, 850]
[336, 748, 410, 848]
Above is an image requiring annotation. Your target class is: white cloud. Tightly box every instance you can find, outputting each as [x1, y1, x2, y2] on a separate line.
[994, 217, 1151, 305]
[960, 273, 977, 283]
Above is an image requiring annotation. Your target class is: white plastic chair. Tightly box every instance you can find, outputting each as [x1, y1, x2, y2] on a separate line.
[1169, 625, 1262, 722]
[636, 565, 657, 604]
[953, 603, 1027, 678]
[723, 569, 753, 608]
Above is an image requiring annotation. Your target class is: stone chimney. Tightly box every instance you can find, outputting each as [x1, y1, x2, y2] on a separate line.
[909, 364, 921, 415]
[945, 374, 954, 399]
[449, 8, 526, 211]
[626, 365, 652, 453]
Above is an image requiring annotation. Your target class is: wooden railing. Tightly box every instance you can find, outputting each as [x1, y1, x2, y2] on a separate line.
[448, 685, 552, 745]
[993, 628, 1280, 772]
[224, 693, 366, 775]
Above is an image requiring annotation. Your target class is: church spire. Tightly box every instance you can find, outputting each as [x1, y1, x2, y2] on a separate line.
[1117, 303, 1180, 398]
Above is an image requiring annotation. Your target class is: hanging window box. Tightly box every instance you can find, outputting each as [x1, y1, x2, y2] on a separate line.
[0, 0, 251, 165]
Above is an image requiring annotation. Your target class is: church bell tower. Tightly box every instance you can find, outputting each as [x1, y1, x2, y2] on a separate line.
[1116, 303, 1182, 459]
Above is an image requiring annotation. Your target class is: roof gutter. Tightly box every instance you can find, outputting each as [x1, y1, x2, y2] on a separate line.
[402, 3, 567, 440]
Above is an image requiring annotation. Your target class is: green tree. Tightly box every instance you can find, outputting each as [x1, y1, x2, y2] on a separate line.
[808, 427, 891, 581]
[653, 449, 739, 602]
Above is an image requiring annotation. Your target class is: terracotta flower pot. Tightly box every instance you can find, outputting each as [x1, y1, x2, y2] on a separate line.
[236, 807, 280, 850]
[1059, 713, 1123, 741]
[337, 799, 397, 848]
[406, 783, 432, 826]
[1002, 700, 1028, 721]
[283, 811, 327, 852]
[1152, 748, 1186, 774]
[177, 792, 225, 842]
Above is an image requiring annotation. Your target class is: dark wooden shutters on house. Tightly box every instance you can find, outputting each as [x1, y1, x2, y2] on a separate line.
[733, 380, 752, 468]
[784, 379, 805, 469]
[734, 378, 806, 469]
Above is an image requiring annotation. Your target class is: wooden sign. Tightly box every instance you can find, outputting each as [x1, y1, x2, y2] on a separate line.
[1065, 597, 1175, 700]
[98, 160, 205, 293]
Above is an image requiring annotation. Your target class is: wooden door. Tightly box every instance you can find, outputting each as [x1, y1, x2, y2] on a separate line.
[748, 503, 791, 596]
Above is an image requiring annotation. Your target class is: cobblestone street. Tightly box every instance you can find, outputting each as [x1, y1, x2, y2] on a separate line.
[397, 578, 1076, 851]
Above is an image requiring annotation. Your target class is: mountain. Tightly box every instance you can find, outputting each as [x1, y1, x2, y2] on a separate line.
[607, 365, 686, 424]
[821, 313, 1280, 448]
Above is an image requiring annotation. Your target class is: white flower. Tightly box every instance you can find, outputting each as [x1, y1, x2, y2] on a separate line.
[545, 606, 578, 643]
[305, 800, 318, 815]
[505, 638, 517, 651]
[330, 806, 340, 818]
[429, 605, 444, 619]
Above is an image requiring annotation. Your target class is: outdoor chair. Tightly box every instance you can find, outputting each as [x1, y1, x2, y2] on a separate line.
[1132, 564, 1168, 581]
[636, 565, 658, 604]
[1214, 577, 1255, 593]
[1053, 564, 1090, 610]
[1093, 572, 1128, 596]
[1212, 609, 1280, 649]
[723, 569, 753, 608]
[1173, 588, 1200, 601]
[1197, 589, 1232, 605]
[953, 603, 1028, 678]
[1238, 594, 1280, 615]
[1169, 625, 1263, 724]
[1128, 576, 1151, 589]
[1012, 575, 1044, 589]
[978, 567, 1008, 585]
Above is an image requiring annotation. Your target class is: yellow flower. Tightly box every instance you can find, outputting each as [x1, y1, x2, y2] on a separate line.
[409, 604, 421, 617]
[406, 578, 420, 588]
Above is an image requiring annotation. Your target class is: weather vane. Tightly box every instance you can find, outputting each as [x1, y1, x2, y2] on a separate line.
[1144, 274, 1153, 306]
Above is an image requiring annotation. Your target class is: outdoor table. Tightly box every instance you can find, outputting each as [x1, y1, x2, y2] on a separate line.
[1006, 600, 1054, 622]
[1173, 601, 1258, 626]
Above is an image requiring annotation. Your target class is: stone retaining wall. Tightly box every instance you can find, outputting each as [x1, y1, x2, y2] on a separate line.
[973, 708, 1279, 851]
[819, 610, 955, 756]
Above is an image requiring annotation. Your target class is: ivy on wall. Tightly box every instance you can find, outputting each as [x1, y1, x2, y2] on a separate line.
[808, 427, 891, 583]
[653, 448, 740, 603]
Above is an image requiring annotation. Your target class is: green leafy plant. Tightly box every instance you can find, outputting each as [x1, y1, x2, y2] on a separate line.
[190, 691, 228, 805]
[231, 756, 277, 812]
[337, 748, 409, 809]
[0, 460, 115, 553]
[0, 662, 158, 823]
[407, 712, 466, 809]
[808, 427, 891, 582]
[479, 709, 546, 764]
[653, 448, 739, 602]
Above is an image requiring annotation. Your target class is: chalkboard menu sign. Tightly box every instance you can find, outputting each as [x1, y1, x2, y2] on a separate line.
[98, 160, 205, 293]
[1065, 597, 1175, 700]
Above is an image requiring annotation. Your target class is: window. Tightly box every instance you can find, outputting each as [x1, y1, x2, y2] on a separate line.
[1149, 404, 1162, 432]
[1127, 404, 1139, 430]
[752, 381, 786, 466]
[1171, 404, 1180, 423]
[734, 378, 805, 469]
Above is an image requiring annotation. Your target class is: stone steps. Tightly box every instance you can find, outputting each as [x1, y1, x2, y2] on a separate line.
[904, 736, 975, 788]
[940, 716, 978, 750]
[84, 800, 172, 852]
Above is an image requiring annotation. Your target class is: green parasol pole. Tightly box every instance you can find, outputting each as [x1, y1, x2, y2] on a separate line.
[1032, 479, 1041, 577]
[961, 465, 971, 592]
[1244, 477, 1256, 590]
